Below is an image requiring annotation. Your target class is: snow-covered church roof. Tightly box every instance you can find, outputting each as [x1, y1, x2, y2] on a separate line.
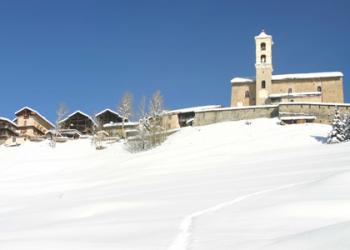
[255, 30, 272, 39]
[231, 72, 343, 84]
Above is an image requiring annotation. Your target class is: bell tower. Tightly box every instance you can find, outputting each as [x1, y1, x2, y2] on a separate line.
[255, 29, 273, 105]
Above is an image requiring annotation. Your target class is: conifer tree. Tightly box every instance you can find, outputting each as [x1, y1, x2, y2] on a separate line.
[327, 109, 346, 144]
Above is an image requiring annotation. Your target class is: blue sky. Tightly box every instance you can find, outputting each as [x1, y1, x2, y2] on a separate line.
[0, 0, 349, 121]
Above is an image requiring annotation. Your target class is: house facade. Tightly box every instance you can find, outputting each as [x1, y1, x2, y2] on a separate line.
[95, 109, 127, 126]
[15, 107, 54, 138]
[0, 117, 19, 144]
[59, 111, 96, 135]
[231, 30, 344, 107]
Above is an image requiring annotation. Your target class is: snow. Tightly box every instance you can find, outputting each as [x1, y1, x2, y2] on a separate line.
[165, 105, 222, 114]
[95, 108, 124, 119]
[280, 116, 317, 121]
[280, 101, 350, 106]
[14, 106, 55, 127]
[272, 72, 343, 81]
[1, 118, 350, 250]
[231, 77, 254, 83]
[103, 121, 139, 128]
[0, 117, 18, 127]
[269, 91, 322, 98]
[195, 104, 278, 113]
[231, 72, 343, 84]
[255, 30, 272, 39]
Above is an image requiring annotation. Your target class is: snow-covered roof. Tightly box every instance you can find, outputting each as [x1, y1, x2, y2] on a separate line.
[279, 101, 350, 107]
[195, 104, 279, 113]
[272, 72, 343, 81]
[95, 108, 124, 118]
[59, 110, 97, 126]
[269, 91, 322, 98]
[255, 30, 272, 39]
[231, 77, 255, 84]
[165, 105, 222, 115]
[231, 72, 343, 84]
[15, 106, 54, 128]
[280, 116, 317, 121]
[103, 121, 139, 128]
[0, 117, 18, 127]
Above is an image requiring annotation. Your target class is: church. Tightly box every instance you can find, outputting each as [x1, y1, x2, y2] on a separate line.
[230, 30, 344, 107]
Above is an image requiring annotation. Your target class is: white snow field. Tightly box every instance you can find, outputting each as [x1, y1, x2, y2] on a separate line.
[1, 118, 350, 250]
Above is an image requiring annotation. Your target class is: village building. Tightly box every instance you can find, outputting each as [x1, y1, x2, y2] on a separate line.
[231, 30, 344, 107]
[59, 111, 96, 135]
[0, 117, 19, 144]
[46, 129, 82, 140]
[103, 122, 139, 138]
[95, 109, 127, 126]
[162, 105, 222, 131]
[14, 107, 54, 139]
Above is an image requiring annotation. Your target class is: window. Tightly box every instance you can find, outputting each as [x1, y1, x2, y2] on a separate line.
[261, 81, 266, 89]
[245, 90, 250, 98]
[261, 42, 266, 51]
[317, 86, 322, 92]
[288, 88, 293, 94]
[261, 55, 266, 63]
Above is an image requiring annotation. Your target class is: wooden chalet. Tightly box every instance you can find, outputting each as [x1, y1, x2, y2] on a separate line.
[95, 109, 127, 126]
[15, 107, 54, 139]
[0, 117, 19, 144]
[59, 111, 96, 135]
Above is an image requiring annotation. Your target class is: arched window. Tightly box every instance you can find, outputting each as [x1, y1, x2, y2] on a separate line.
[245, 90, 250, 98]
[317, 86, 322, 92]
[261, 81, 266, 89]
[288, 88, 293, 94]
[261, 55, 266, 63]
[261, 42, 266, 51]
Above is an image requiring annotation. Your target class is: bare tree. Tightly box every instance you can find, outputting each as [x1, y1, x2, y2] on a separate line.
[137, 96, 149, 150]
[148, 90, 166, 146]
[91, 113, 106, 150]
[149, 90, 163, 117]
[118, 92, 133, 139]
[50, 103, 68, 147]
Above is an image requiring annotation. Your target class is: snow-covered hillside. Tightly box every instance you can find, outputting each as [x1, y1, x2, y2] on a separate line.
[1, 118, 350, 250]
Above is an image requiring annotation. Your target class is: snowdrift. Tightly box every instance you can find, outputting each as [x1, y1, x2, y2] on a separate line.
[1, 118, 350, 250]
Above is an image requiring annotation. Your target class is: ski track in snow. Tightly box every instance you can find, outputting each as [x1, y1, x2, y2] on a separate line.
[167, 179, 321, 250]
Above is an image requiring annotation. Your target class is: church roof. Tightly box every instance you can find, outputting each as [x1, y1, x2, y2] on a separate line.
[231, 72, 343, 84]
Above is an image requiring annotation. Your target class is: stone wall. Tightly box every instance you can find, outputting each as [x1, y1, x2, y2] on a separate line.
[194, 102, 350, 126]
[194, 105, 278, 126]
[279, 103, 350, 124]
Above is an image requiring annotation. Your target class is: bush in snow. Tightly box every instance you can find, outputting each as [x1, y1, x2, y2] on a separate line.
[327, 109, 350, 144]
